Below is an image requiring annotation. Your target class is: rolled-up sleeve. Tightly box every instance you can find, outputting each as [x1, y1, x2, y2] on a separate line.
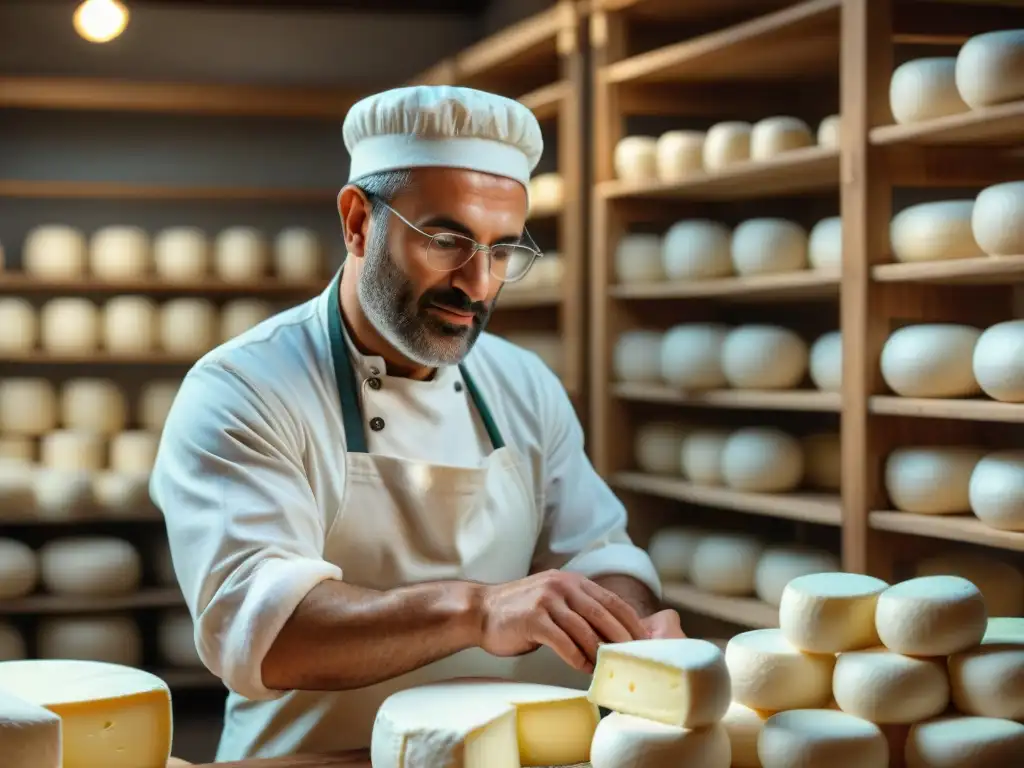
[149, 362, 342, 701]
[529, 372, 662, 599]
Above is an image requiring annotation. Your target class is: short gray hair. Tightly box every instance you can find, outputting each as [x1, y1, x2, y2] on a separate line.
[350, 170, 412, 209]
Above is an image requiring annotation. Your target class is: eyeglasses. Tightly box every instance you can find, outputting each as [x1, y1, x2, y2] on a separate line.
[373, 199, 543, 284]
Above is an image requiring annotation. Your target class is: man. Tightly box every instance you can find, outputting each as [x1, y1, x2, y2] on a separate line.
[150, 84, 683, 761]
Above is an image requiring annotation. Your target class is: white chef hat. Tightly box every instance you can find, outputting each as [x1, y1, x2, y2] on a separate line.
[343, 85, 543, 189]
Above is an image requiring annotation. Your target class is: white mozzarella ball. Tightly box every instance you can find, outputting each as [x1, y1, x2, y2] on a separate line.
[808, 216, 842, 270]
[969, 451, 1024, 531]
[703, 122, 752, 171]
[614, 136, 659, 182]
[972, 181, 1024, 257]
[973, 320, 1024, 403]
[655, 130, 705, 181]
[889, 57, 969, 124]
[89, 226, 150, 280]
[890, 200, 984, 263]
[955, 30, 1024, 108]
[817, 114, 841, 148]
[750, 116, 814, 160]
[885, 446, 986, 514]
[615, 234, 665, 284]
[680, 429, 730, 486]
[691, 534, 764, 595]
[613, 331, 663, 383]
[660, 324, 730, 389]
[23, 225, 87, 278]
[754, 545, 840, 607]
[880, 324, 982, 398]
[153, 227, 209, 281]
[661, 220, 733, 280]
[40, 299, 100, 354]
[647, 527, 705, 582]
[731, 218, 808, 275]
[634, 422, 688, 475]
[722, 325, 808, 390]
[721, 428, 804, 493]
[809, 331, 842, 392]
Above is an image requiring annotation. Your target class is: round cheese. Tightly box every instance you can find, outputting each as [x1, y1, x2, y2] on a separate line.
[661, 220, 733, 280]
[138, 380, 179, 432]
[591, 713, 730, 768]
[214, 227, 268, 282]
[690, 534, 764, 595]
[680, 429, 730, 485]
[969, 450, 1024, 531]
[157, 611, 202, 667]
[40, 430, 105, 472]
[722, 700, 770, 768]
[0, 687, 61, 768]
[731, 218, 808, 275]
[60, 378, 126, 435]
[614, 136, 659, 182]
[614, 234, 664, 284]
[32, 470, 96, 522]
[109, 431, 159, 474]
[102, 295, 158, 353]
[884, 446, 985, 514]
[779, 572, 889, 653]
[274, 227, 323, 281]
[802, 433, 842, 490]
[808, 216, 842, 270]
[973, 320, 1024, 403]
[655, 131, 706, 182]
[221, 299, 273, 342]
[37, 615, 142, 666]
[758, 709, 888, 768]
[905, 716, 1024, 767]
[833, 647, 950, 723]
[889, 57, 969, 124]
[817, 114, 841, 149]
[754, 546, 841, 607]
[948, 631, 1024, 720]
[40, 298, 99, 354]
[529, 252, 563, 286]
[647, 527, 704, 581]
[750, 116, 814, 160]
[0, 379, 57, 436]
[880, 324, 983, 397]
[890, 200, 983, 263]
[0, 538, 38, 600]
[876, 575, 987, 656]
[972, 181, 1024, 257]
[660, 324, 730, 389]
[955, 30, 1024, 109]
[93, 472, 156, 519]
[0, 622, 26, 660]
[528, 172, 564, 212]
[721, 428, 804, 493]
[726, 628, 834, 711]
[23, 225, 87, 278]
[0, 298, 38, 353]
[613, 331, 663, 382]
[39, 537, 141, 597]
[153, 227, 209, 281]
[915, 550, 1024, 617]
[703, 121, 752, 171]
[722, 325, 808, 390]
[89, 226, 150, 281]
[0, 436, 34, 464]
[158, 298, 217, 355]
[809, 331, 842, 392]
[635, 422, 687, 475]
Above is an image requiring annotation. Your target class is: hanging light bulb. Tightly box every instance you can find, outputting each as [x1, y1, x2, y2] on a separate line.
[73, 0, 130, 44]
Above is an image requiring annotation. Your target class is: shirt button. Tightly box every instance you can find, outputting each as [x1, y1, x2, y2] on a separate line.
[370, 366, 381, 376]
[368, 377, 382, 391]
[369, 417, 385, 432]
[454, 381, 464, 393]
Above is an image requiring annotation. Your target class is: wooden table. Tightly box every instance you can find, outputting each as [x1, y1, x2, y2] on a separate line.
[193, 751, 369, 767]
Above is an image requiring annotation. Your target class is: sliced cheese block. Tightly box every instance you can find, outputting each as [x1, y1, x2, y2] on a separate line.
[103, 296, 158, 353]
[660, 324, 729, 389]
[614, 234, 665, 284]
[802, 433, 841, 490]
[528, 173, 563, 213]
[0, 378, 58, 436]
[614, 136, 659, 182]
[808, 216, 842, 270]
[884, 446, 986, 515]
[722, 325, 808, 389]
[890, 201, 983, 263]
[880, 324, 983, 398]
[955, 30, 1024, 109]
[0, 298, 38, 353]
[109, 431, 159, 474]
[969, 450, 1024, 531]
[159, 299, 217, 356]
[153, 227, 208, 281]
[972, 181, 1024, 257]
[655, 131, 705, 182]
[157, 611, 202, 668]
[758, 709, 887, 768]
[40, 430, 105, 472]
[750, 116, 813, 160]
[0, 688, 61, 768]
[33, 470, 96, 522]
[221, 299, 273, 342]
[915, 551, 1024, 617]
[833, 647, 950, 723]
[722, 700, 770, 768]
[726, 629, 835, 711]
[138, 380, 180, 432]
[973, 320, 1024, 403]
[0, 659, 173, 768]
[905, 716, 1024, 768]
[780, 572, 888, 653]
[680, 429, 730, 485]
[591, 713, 730, 768]
[635, 422, 687, 475]
[214, 227, 267, 282]
[588, 638, 730, 728]
[23, 225, 87, 278]
[93, 472, 156, 519]
[690, 534, 764, 595]
[37, 615, 143, 666]
[721, 428, 804, 493]
[731, 219, 808, 275]
[89, 226, 150, 280]
[948, 627, 1024, 720]
[0, 538, 38, 600]
[614, 331, 663, 383]
[661, 220, 733, 280]
[40, 299, 99, 353]
[809, 331, 842, 392]
[647, 527, 705, 581]
[875, 575, 987, 656]
[0, 623, 26, 661]
[39, 537, 141, 597]
[703, 121, 752, 171]
[817, 114, 841, 149]
[274, 228, 323, 282]
[60, 379, 127, 435]
[754, 545, 840, 608]
[889, 57, 968, 124]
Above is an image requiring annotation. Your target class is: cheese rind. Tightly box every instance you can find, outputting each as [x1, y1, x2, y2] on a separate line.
[905, 716, 1024, 768]
[833, 647, 950, 724]
[758, 709, 888, 768]
[590, 713, 731, 768]
[0, 688, 61, 768]
[726, 629, 834, 712]
[779, 572, 889, 653]
[875, 576, 987, 656]
[947, 629, 1024, 720]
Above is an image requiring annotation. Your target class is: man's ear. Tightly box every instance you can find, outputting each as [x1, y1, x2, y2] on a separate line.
[338, 185, 371, 259]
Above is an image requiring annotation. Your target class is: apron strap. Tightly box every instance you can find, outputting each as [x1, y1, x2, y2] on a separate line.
[327, 270, 505, 454]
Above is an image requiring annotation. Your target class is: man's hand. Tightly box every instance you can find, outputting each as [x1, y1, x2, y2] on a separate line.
[479, 570, 649, 673]
[642, 608, 686, 639]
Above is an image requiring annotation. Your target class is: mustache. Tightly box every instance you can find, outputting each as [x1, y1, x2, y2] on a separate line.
[421, 288, 490, 317]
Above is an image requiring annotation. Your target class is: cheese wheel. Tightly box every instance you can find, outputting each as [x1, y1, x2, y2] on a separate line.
[93, 472, 156, 519]
[153, 227, 209, 281]
[32, 470, 96, 522]
[0, 379, 57, 436]
[891, 200, 983, 263]
[948, 628, 1024, 720]
[780, 572, 889, 653]
[884, 446, 985, 514]
[647, 527, 705, 581]
[655, 130, 706, 182]
[634, 422, 687, 475]
[661, 220, 733, 280]
[915, 551, 1024, 617]
[138, 380, 180, 432]
[0, 688, 61, 768]
[158, 611, 202, 667]
[905, 716, 1024, 767]
[754, 546, 841, 607]
[955, 30, 1024, 109]
[614, 331, 663, 382]
[726, 629, 834, 711]
[109, 430, 159, 474]
[680, 429, 730, 485]
[703, 121, 752, 171]
[591, 713, 730, 768]
[809, 331, 842, 392]
[273, 227, 323, 281]
[722, 325, 808, 389]
[833, 647, 950, 724]
[40, 298, 99, 353]
[529, 252, 563, 286]
[89, 226, 150, 280]
[0, 298, 38, 353]
[802, 433, 841, 490]
[731, 219, 808, 275]
[221, 299, 273, 342]
[721, 428, 804, 493]
[808, 216, 842, 270]
[102, 296, 158, 353]
[889, 57, 969, 124]
[876, 575, 987, 656]
[660, 324, 729, 389]
[972, 181, 1024, 257]
[37, 615, 142, 666]
[614, 234, 665, 284]
[880, 324, 983, 397]
[214, 227, 268, 282]
[969, 450, 1024, 531]
[614, 136, 659, 182]
[23, 225, 87, 278]
[159, 298, 217, 355]
[722, 701, 770, 768]
[40, 430, 105, 471]
[38, 537, 141, 597]
[758, 709, 888, 768]
[0, 622, 26, 660]
[750, 116, 814, 160]
[0, 538, 38, 600]
[690, 534, 764, 595]
[0, 437, 34, 464]
[60, 379, 126, 434]
[817, 114, 841, 149]
[973, 320, 1024, 402]
[528, 172, 563, 212]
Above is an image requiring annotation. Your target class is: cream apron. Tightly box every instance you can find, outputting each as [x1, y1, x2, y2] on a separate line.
[216, 275, 541, 760]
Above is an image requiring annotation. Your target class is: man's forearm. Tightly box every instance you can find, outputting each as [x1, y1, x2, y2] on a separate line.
[261, 579, 483, 692]
[593, 574, 660, 618]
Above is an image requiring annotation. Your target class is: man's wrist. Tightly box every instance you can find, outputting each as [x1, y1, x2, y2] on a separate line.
[452, 581, 488, 647]
[592, 574, 661, 617]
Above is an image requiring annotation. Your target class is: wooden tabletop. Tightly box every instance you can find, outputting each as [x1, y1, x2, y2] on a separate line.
[192, 750, 370, 767]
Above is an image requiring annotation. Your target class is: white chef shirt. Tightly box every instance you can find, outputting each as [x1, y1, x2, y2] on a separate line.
[150, 280, 662, 701]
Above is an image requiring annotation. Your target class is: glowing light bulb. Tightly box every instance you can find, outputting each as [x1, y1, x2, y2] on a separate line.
[73, 0, 129, 43]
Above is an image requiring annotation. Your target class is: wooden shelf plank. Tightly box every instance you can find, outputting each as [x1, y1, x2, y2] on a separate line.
[870, 396, 1024, 424]
[0, 274, 327, 297]
[0, 352, 199, 366]
[596, 146, 839, 201]
[610, 269, 840, 300]
[870, 100, 1024, 146]
[0, 588, 184, 616]
[870, 511, 1024, 553]
[662, 581, 779, 628]
[611, 472, 842, 525]
[518, 80, 569, 121]
[613, 383, 841, 411]
[497, 285, 563, 308]
[590, 0, 794, 23]
[872, 255, 1024, 285]
[0, 179, 335, 203]
[0, 512, 163, 526]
